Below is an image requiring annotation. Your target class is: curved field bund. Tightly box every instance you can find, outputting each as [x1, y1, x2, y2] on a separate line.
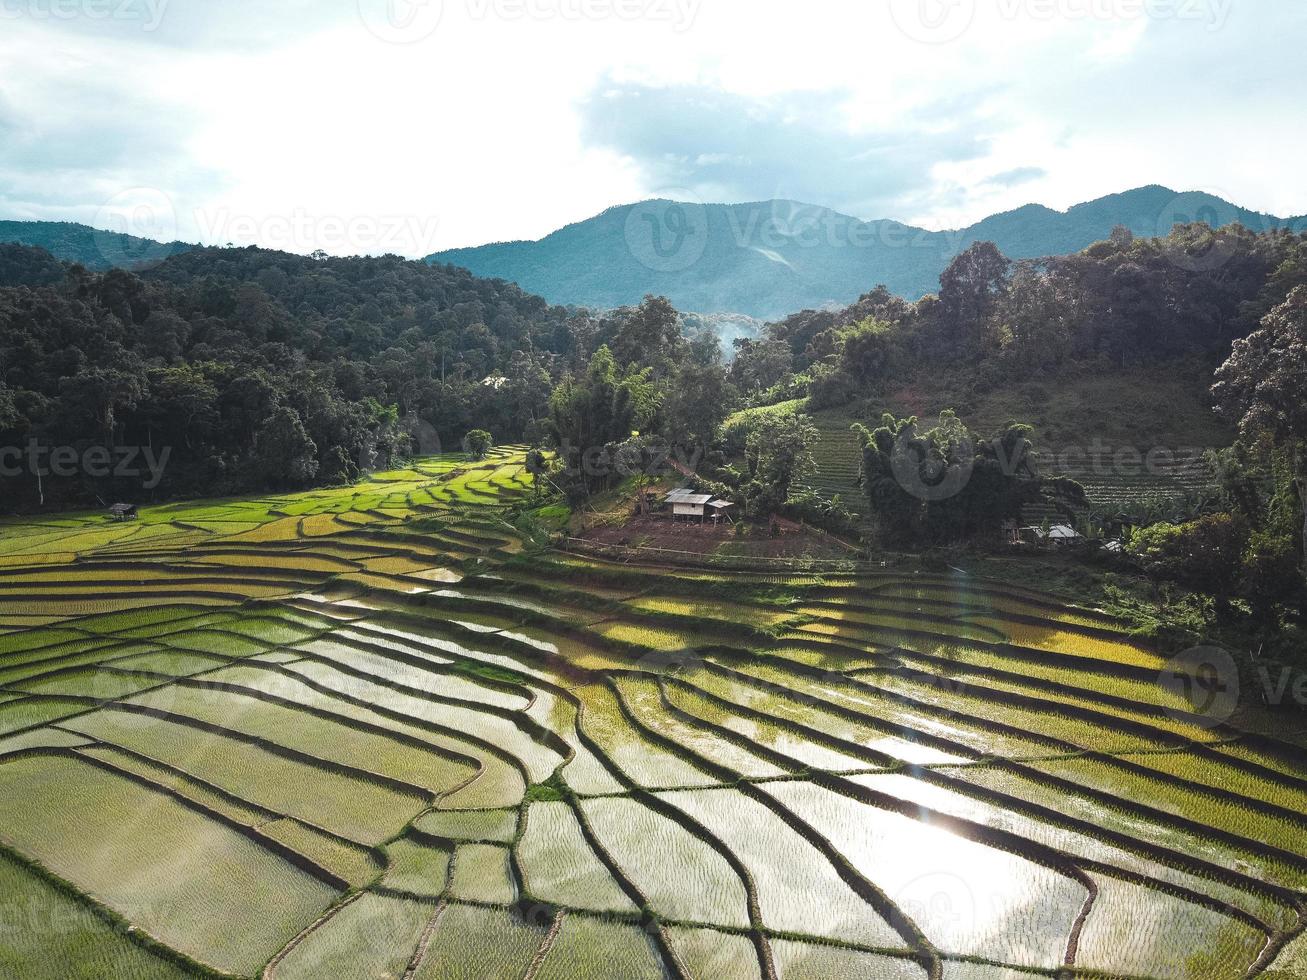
[0, 450, 1304, 979]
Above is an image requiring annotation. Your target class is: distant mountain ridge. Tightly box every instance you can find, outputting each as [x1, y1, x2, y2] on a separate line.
[0, 220, 192, 270]
[428, 186, 1307, 319]
[4, 186, 1304, 320]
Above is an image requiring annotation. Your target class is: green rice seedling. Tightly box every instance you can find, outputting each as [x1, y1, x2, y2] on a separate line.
[382, 837, 451, 896]
[611, 674, 789, 779]
[0, 627, 84, 654]
[575, 682, 717, 789]
[75, 744, 270, 826]
[1133, 750, 1307, 813]
[629, 595, 793, 629]
[1074, 873, 1266, 979]
[854, 771, 1299, 932]
[154, 629, 268, 658]
[968, 618, 1164, 671]
[192, 553, 356, 574]
[0, 639, 128, 684]
[0, 696, 90, 735]
[0, 725, 93, 755]
[866, 670, 1180, 754]
[1214, 743, 1307, 783]
[2, 526, 139, 556]
[533, 916, 666, 980]
[685, 664, 1011, 764]
[762, 779, 1087, 968]
[209, 615, 321, 646]
[1264, 930, 1307, 978]
[909, 642, 1194, 713]
[248, 650, 307, 665]
[412, 808, 519, 843]
[596, 621, 698, 650]
[14, 668, 168, 700]
[104, 650, 230, 677]
[770, 941, 925, 980]
[1027, 757, 1307, 860]
[412, 904, 548, 979]
[446, 843, 517, 904]
[260, 818, 383, 888]
[950, 765, 1307, 891]
[287, 643, 529, 712]
[943, 966, 1047, 980]
[236, 659, 559, 783]
[518, 801, 636, 913]
[222, 518, 305, 543]
[0, 754, 337, 976]
[126, 680, 477, 799]
[111, 611, 240, 639]
[798, 606, 1007, 645]
[63, 707, 426, 846]
[77, 606, 226, 636]
[581, 796, 751, 928]
[0, 850, 195, 980]
[900, 667, 1218, 744]
[662, 681, 880, 772]
[660, 787, 905, 949]
[273, 893, 438, 980]
[668, 927, 763, 980]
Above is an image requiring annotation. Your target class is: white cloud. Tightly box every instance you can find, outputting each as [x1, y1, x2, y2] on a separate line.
[1, 0, 1303, 255]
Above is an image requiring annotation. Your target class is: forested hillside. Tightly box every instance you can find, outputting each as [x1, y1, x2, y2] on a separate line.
[0, 220, 192, 270]
[0, 245, 579, 510]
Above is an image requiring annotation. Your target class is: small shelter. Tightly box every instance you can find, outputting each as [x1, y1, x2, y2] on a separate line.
[1046, 524, 1083, 545]
[108, 503, 138, 521]
[665, 488, 714, 521]
[707, 499, 736, 525]
[1020, 523, 1083, 546]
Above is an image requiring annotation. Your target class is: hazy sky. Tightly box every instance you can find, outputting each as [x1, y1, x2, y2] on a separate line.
[2, 0, 1304, 256]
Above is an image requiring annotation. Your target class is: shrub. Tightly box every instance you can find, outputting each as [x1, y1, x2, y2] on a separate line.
[464, 430, 494, 460]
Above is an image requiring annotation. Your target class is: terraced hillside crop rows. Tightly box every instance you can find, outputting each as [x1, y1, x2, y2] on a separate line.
[1, 450, 1303, 979]
[733, 402, 1220, 524]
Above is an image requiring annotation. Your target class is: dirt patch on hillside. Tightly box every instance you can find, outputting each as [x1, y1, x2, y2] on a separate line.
[577, 514, 855, 560]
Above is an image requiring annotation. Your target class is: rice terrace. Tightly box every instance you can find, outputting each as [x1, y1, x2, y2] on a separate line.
[6, 7, 1307, 977]
[0, 447, 1302, 979]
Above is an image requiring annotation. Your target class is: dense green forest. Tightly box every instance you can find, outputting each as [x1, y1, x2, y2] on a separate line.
[3, 221, 1306, 546]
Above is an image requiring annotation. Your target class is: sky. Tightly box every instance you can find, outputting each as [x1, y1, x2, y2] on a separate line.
[1, 0, 1304, 257]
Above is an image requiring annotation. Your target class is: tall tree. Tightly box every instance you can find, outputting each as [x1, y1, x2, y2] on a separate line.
[938, 241, 1011, 350]
[1212, 286, 1307, 570]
